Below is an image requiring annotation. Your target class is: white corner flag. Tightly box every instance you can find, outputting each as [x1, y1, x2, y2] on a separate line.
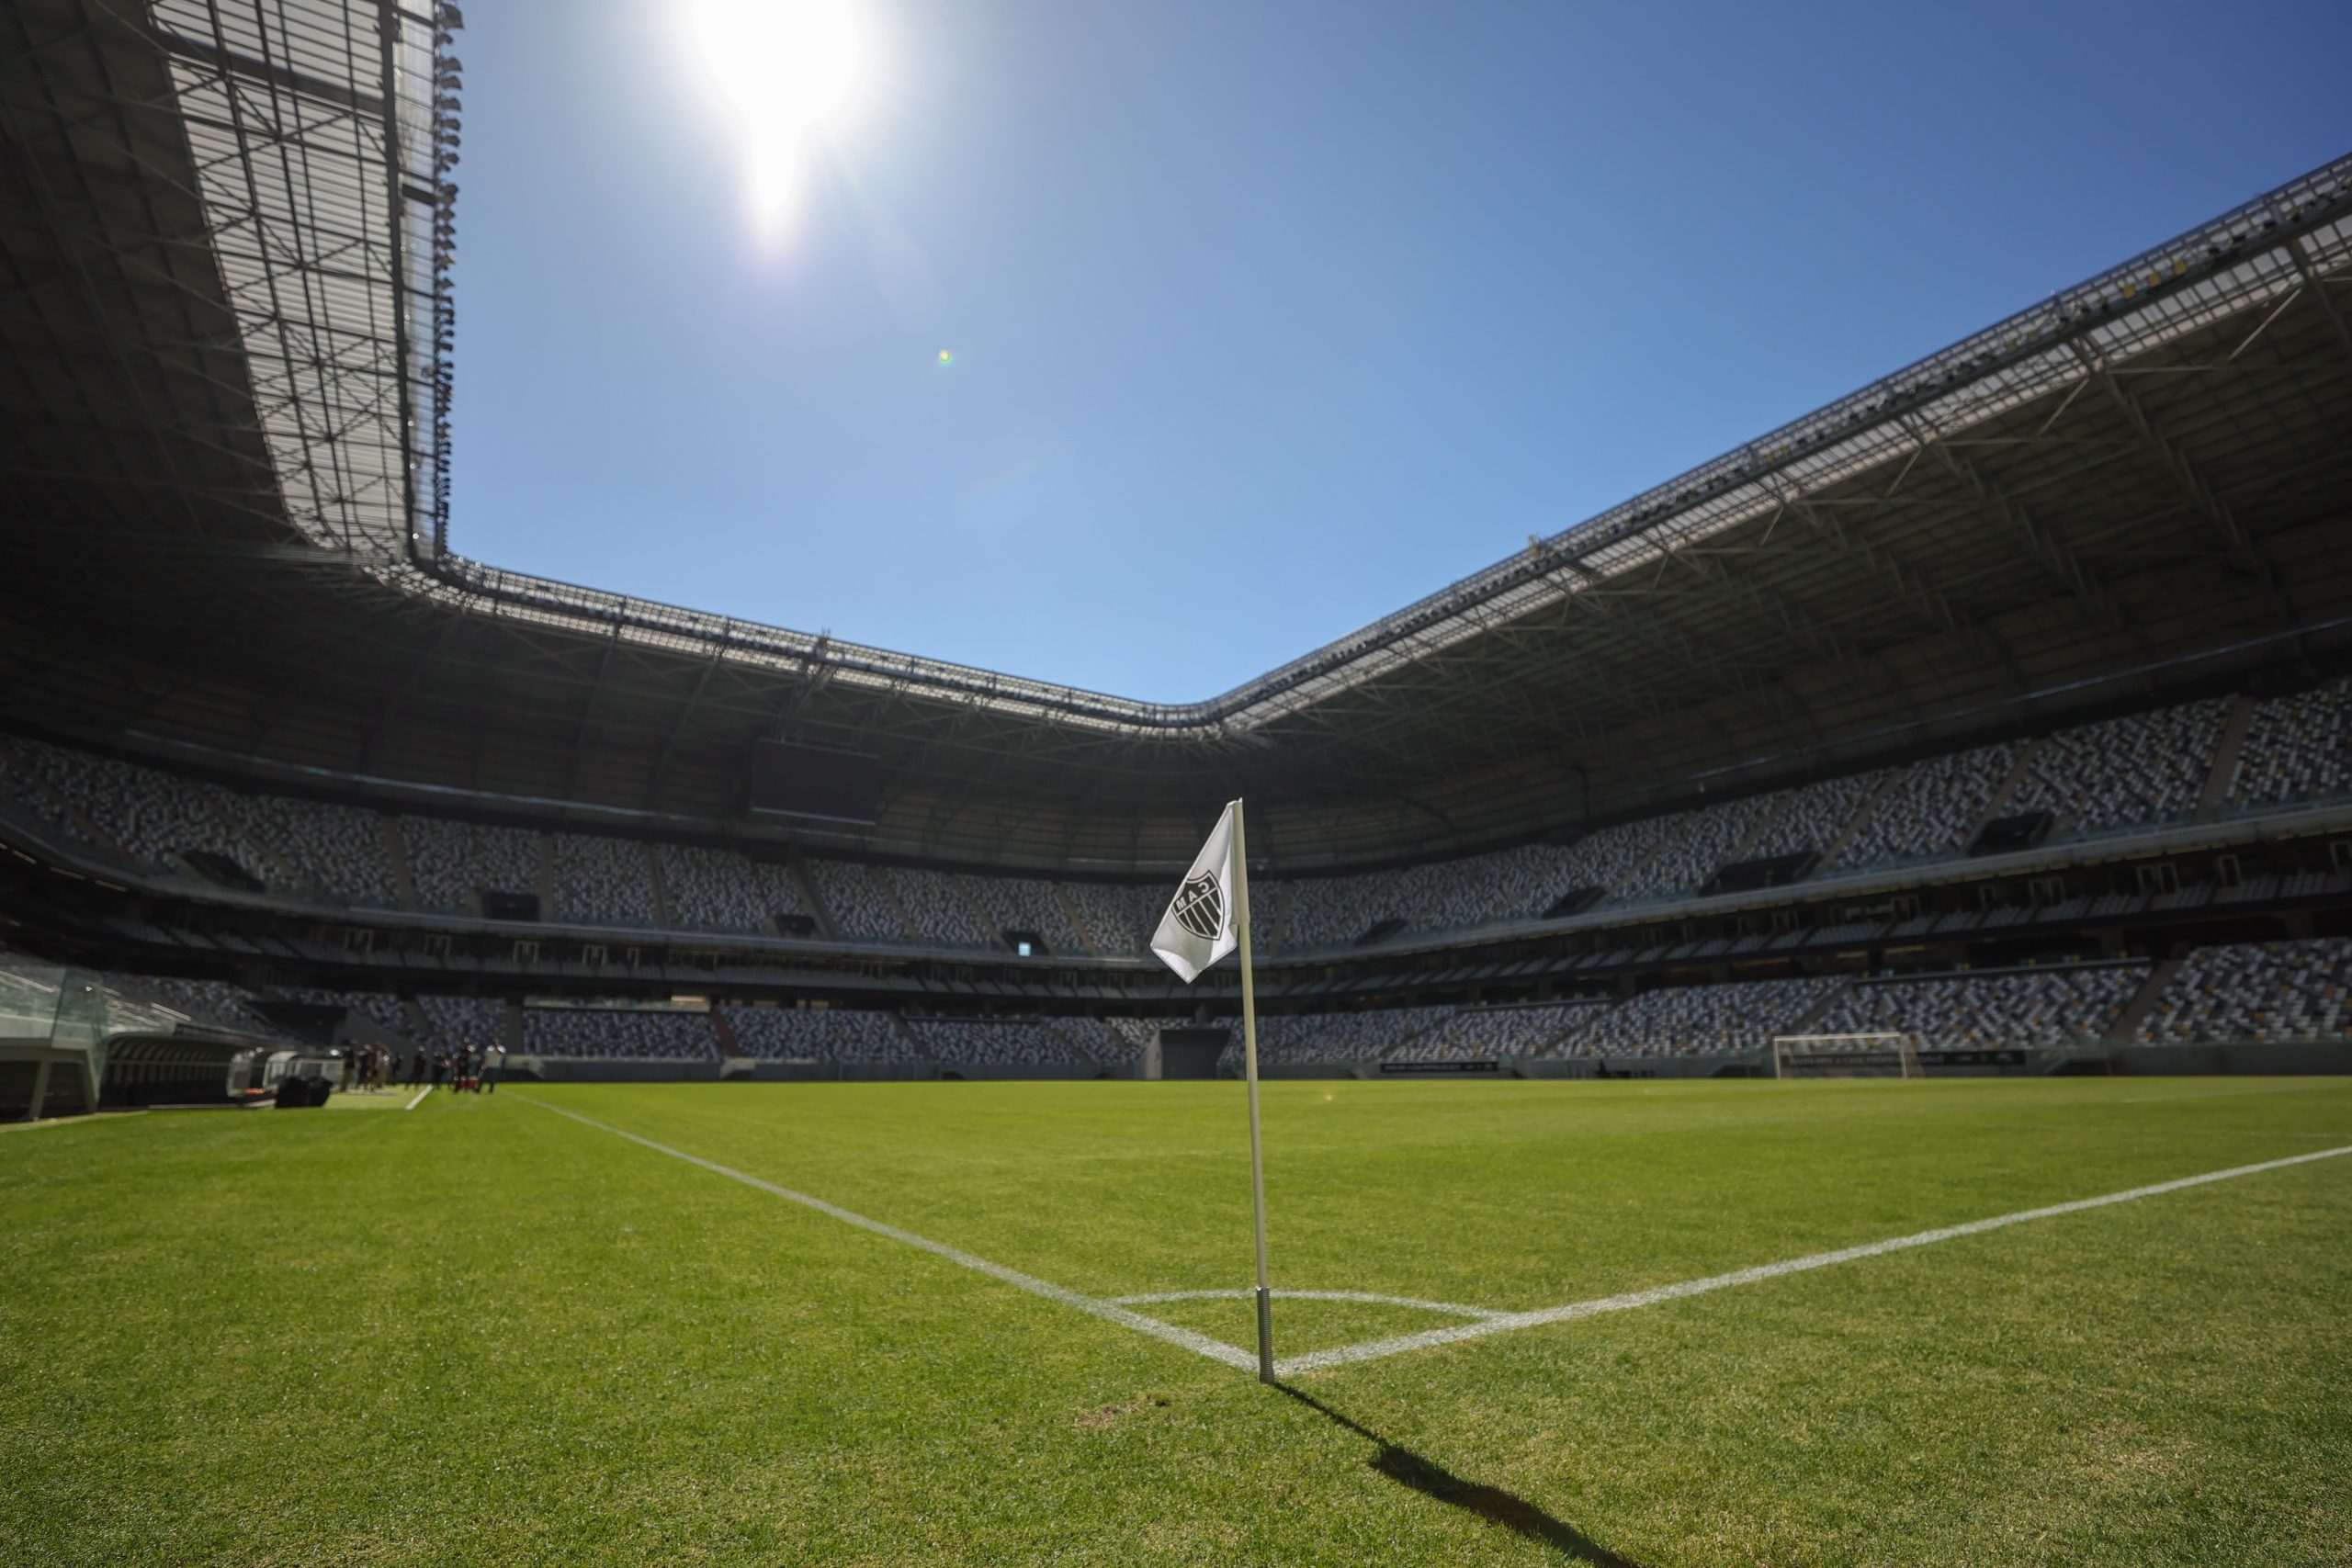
[1150, 801, 1240, 984]
[1150, 799, 1276, 1383]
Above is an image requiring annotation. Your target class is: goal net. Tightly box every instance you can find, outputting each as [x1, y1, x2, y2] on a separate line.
[1771, 1032, 1923, 1079]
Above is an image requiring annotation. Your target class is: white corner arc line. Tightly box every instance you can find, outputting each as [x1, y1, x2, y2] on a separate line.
[1273, 1144, 2352, 1376]
[1112, 1289, 1502, 1320]
[404, 1087, 430, 1111]
[511, 1095, 1257, 1372]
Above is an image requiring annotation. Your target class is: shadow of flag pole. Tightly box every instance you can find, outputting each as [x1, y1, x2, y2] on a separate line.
[1231, 798, 1274, 1383]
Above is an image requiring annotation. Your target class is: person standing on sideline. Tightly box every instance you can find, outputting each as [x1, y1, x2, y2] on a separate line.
[339, 1048, 357, 1093]
[409, 1045, 426, 1088]
[481, 1041, 505, 1094]
[431, 1048, 447, 1089]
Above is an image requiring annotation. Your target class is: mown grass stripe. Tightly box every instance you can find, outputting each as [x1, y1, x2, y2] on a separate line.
[513, 1094, 1257, 1371]
[1278, 1143, 2352, 1375]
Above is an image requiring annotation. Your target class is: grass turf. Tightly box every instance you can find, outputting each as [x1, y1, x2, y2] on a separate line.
[3, 1077, 2348, 1565]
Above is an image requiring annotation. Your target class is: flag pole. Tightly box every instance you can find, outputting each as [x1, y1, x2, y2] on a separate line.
[1230, 798, 1274, 1383]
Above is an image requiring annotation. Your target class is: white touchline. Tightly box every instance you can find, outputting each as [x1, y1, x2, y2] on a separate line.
[511, 1096, 1257, 1372]
[1272, 1143, 2352, 1376]
[513, 1095, 2348, 1382]
[404, 1087, 431, 1111]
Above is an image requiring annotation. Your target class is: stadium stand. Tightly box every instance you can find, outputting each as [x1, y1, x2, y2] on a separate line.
[402, 816, 540, 911]
[0, 735, 258, 875]
[1813, 964, 2148, 1049]
[549, 832, 657, 925]
[1246, 1007, 1455, 1065]
[659, 844, 808, 932]
[522, 1008, 719, 1060]
[1619, 793, 1786, 903]
[2137, 938, 2352, 1043]
[0, 680, 2344, 963]
[223, 793, 399, 904]
[722, 1006, 914, 1061]
[1745, 770, 1891, 863]
[805, 860, 906, 942]
[910, 1016, 1127, 1066]
[2228, 680, 2352, 808]
[1387, 1002, 1609, 1061]
[418, 995, 505, 1051]
[1566, 977, 1841, 1056]
[1832, 742, 2019, 868]
[2009, 701, 2229, 834]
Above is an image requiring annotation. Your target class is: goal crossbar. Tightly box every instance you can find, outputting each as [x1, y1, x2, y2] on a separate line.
[1770, 1031, 1924, 1079]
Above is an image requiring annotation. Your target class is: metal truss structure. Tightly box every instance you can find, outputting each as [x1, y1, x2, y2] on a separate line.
[3, 0, 2351, 871]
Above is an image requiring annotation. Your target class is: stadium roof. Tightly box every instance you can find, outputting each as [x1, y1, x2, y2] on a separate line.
[3, 0, 2350, 869]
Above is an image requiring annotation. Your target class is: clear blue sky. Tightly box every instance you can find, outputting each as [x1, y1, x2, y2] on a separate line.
[447, 0, 2351, 703]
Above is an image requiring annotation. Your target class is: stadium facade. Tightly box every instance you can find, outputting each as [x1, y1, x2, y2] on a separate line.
[2, 0, 2349, 1106]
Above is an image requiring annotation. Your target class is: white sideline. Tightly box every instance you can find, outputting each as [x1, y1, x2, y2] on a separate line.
[512, 1094, 2347, 1381]
[1272, 1143, 2352, 1375]
[511, 1096, 1257, 1372]
[404, 1087, 430, 1111]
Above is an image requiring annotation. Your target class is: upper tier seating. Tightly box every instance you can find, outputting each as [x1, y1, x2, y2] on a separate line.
[1743, 770, 1891, 863]
[2228, 680, 2352, 808]
[2008, 700, 2227, 833]
[1831, 742, 2018, 868]
[659, 843, 808, 933]
[2137, 938, 2352, 1043]
[1, 736, 260, 874]
[549, 832, 657, 925]
[806, 860, 905, 941]
[402, 816, 540, 911]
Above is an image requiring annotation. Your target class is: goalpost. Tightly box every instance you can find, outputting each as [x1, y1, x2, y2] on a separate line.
[1771, 1031, 1924, 1079]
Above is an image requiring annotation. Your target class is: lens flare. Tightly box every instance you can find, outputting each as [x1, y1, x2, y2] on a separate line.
[684, 0, 876, 229]
[936, 349, 955, 367]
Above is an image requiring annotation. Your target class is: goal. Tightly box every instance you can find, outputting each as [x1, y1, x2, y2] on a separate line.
[1771, 1032, 1923, 1079]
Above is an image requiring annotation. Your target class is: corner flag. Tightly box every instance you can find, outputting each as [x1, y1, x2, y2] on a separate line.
[1150, 801, 1240, 983]
[1150, 798, 1276, 1382]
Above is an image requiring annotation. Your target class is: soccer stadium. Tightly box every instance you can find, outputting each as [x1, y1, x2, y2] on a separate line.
[4, 1, 2350, 1562]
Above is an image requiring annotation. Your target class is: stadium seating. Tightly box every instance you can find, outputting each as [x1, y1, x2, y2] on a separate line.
[0, 735, 261, 875]
[1244, 1007, 1454, 1064]
[2008, 700, 2227, 833]
[1832, 741, 2018, 868]
[659, 843, 808, 932]
[805, 859, 906, 941]
[418, 995, 505, 1050]
[402, 815, 540, 911]
[2228, 680, 2352, 807]
[521, 1007, 719, 1060]
[722, 1005, 914, 1060]
[909, 1015, 1127, 1066]
[549, 832, 657, 925]
[2137, 938, 2352, 1043]
[1386, 1002, 1607, 1060]
[1811, 964, 2146, 1049]
[0, 679, 2335, 961]
[1566, 976, 1841, 1056]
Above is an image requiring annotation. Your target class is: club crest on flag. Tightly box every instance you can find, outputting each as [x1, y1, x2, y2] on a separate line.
[1172, 870, 1224, 941]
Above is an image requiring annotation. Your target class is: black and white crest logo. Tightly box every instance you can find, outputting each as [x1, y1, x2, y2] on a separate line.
[1171, 870, 1226, 942]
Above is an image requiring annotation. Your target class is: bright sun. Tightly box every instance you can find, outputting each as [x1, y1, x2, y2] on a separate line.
[684, 0, 876, 226]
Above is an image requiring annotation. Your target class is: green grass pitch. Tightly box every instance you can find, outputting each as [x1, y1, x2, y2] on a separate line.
[5, 1077, 2349, 1565]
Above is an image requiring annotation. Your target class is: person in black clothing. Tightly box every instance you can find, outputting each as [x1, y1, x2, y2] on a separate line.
[431, 1049, 448, 1089]
[409, 1047, 426, 1088]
